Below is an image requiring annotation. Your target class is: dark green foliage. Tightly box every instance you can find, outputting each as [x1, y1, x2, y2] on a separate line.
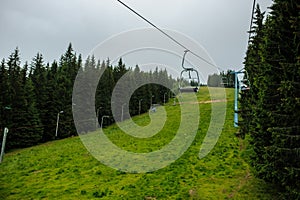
[95, 60, 175, 125]
[0, 44, 176, 149]
[0, 59, 10, 131]
[29, 53, 49, 141]
[18, 78, 43, 147]
[241, 1, 300, 198]
[95, 60, 115, 126]
[42, 61, 60, 141]
[1, 49, 43, 149]
[55, 43, 79, 138]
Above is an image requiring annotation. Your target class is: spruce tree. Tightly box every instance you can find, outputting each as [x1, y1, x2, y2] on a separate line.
[56, 43, 78, 138]
[29, 53, 49, 141]
[18, 73, 43, 147]
[242, 1, 300, 197]
[112, 58, 129, 121]
[42, 61, 60, 141]
[0, 59, 10, 131]
[95, 60, 115, 126]
[5, 49, 43, 148]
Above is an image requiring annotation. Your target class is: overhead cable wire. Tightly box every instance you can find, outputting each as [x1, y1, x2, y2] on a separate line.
[117, 0, 222, 71]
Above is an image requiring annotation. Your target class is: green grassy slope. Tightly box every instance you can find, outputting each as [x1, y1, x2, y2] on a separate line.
[0, 87, 277, 199]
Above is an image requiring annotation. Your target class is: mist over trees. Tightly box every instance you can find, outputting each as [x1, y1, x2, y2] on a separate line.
[0, 43, 175, 150]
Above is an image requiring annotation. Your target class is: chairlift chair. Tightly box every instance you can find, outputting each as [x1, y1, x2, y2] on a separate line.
[179, 50, 200, 93]
[221, 76, 228, 87]
[240, 70, 250, 91]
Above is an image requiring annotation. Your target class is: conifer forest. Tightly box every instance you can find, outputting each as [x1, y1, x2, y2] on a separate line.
[240, 1, 299, 198]
[0, 0, 299, 199]
[0, 43, 176, 149]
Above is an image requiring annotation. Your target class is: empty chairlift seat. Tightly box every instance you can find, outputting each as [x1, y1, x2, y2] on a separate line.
[179, 50, 200, 93]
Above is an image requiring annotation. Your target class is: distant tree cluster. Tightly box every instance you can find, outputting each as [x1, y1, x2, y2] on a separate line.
[76, 56, 175, 133]
[207, 70, 235, 88]
[0, 43, 175, 150]
[240, 1, 299, 198]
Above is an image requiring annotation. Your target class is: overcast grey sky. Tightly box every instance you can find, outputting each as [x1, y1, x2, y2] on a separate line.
[0, 0, 272, 71]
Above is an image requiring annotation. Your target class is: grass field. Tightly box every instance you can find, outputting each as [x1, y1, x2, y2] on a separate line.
[0, 87, 278, 199]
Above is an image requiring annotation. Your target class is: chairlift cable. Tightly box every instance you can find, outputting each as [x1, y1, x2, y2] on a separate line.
[117, 0, 187, 50]
[117, 0, 221, 70]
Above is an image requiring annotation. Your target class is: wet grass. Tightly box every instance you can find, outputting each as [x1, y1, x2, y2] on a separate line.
[0, 87, 278, 199]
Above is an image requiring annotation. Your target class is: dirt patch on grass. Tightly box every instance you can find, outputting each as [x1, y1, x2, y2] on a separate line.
[227, 171, 251, 198]
[179, 99, 228, 105]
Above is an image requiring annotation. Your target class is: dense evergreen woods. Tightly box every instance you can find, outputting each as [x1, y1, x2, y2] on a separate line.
[0, 44, 175, 150]
[241, 0, 299, 198]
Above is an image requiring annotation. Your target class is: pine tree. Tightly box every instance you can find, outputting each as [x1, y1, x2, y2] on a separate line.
[56, 43, 78, 138]
[242, 1, 300, 197]
[112, 58, 129, 121]
[132, 66, 149, 115]
[74, 55, 101, 132]
[264, 0, 300, 197]
[29, 53, 49, 141]
[113, 58, 128, 83]
[6, 48, 24, 148]
[5, 49, 43, 148]
[0, 59, 10, 132]
[42, 61, 60, 141]
[18, 75, 43, 147]
[207, 73, 221, 87]
[240, 4, 265, 138]
[1, 45, 177, 148]
[95, 60, 115, 126]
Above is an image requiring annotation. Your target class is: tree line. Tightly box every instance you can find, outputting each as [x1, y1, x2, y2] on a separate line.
[207, 70, 235, 88]
[240, 0, 299, 198]
[0, 43, 176, 150]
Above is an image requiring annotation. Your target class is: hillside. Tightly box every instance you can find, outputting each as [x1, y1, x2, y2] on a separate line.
[0, 87, 277, 199]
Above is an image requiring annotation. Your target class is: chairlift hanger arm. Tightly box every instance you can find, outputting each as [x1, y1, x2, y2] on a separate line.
[182, 50, 192, 70]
